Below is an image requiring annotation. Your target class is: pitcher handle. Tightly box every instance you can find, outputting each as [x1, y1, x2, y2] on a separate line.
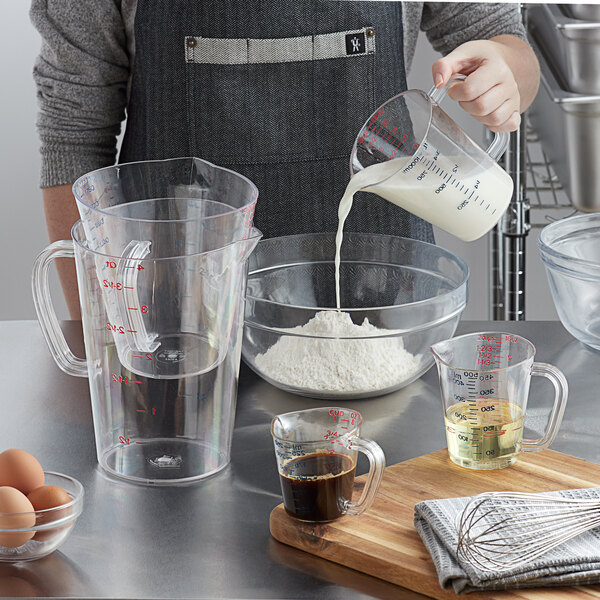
[521, 362, 569, 452]
[31, 241, 88, 378]
[428, 74, 510, 162]
[341, 437, 386, 517]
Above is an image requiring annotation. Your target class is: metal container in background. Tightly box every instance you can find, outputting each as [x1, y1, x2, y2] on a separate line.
[528, 4, 600, 95]
[560, 4, 600, 21]
[528, 38, 600, 213]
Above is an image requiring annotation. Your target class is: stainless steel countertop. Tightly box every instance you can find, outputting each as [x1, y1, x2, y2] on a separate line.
[0, 319, 597, 599]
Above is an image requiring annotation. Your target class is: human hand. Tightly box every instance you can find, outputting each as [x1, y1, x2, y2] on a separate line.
[431, 39, 521, 133]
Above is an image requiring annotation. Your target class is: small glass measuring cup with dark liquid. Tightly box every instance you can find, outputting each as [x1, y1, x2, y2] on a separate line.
[271, 408, 385, 523]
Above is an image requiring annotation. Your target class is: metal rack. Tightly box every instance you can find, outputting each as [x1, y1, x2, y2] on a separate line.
[489, 118, 577, 321]
[489, 4, 580, 320]
[526, 126, 577, 222]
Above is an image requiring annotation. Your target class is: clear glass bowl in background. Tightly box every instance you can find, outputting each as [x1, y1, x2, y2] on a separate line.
[0, 472, 84, 562]
[243, 233, 469, 399]
[538, 213, 600, 352]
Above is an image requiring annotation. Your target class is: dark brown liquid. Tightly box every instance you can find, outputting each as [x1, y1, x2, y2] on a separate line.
[279, 452, 356, 522]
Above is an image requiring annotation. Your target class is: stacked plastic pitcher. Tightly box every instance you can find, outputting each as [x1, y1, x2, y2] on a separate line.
[33, 158, 262, 486]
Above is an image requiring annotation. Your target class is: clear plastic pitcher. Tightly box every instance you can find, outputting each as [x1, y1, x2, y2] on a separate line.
[70, 158, 259, 377]
[431, 332, 568, 470]
[350, 78, 513, 242]
[32, 221, 261, 485]
[73, 157, 258, 257]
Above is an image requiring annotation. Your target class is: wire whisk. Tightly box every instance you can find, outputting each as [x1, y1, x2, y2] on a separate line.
[456, 491, 600, 572]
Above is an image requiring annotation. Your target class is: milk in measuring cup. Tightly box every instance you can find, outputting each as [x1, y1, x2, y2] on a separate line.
[340, 156, 512, 242]
[334, 155, 512, 307]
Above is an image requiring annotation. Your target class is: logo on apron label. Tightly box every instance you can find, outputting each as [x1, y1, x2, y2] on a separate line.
[345, 32, 366, 55]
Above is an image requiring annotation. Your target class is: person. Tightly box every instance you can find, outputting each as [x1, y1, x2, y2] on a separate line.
[30, 1, 539, 318]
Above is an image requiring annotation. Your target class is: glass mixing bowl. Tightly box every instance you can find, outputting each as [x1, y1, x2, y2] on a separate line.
[0, 472, 84, 562]
[243, 233, 469, 399]
[538, 213, 600, 351]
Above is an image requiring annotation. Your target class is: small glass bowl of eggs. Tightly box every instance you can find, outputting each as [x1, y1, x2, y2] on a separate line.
[0, 449, 84, 562]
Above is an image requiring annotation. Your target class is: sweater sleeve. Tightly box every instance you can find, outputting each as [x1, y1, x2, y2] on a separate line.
[30, 0, 131, 187]
[420, 3, 528, 57]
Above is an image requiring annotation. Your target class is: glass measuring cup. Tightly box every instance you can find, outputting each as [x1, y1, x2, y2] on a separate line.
[431, 332, 568, 470]
[271, 407, 385, 522]
[72, 157, 258, 257]
[32, 221, 261, 485]
[349, 78, 513, 242]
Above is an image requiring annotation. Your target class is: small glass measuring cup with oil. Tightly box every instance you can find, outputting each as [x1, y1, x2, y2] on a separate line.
[431, 332, 568, 470]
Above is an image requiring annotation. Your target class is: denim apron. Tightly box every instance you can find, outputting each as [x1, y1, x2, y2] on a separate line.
[119, 1, 433, 242]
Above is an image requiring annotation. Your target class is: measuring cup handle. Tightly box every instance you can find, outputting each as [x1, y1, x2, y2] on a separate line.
[427, 73, 466, 105]
[342, 437, 386, 517]
[428, 74, 510, 162]
[31, 241, 88, 378]
[521, 362, 569, 452]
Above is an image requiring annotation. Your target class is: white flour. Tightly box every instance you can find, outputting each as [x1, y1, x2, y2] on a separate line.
[254, 310, 421, 393]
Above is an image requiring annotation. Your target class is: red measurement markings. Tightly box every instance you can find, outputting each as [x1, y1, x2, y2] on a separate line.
[124, 264, 144, 271]
[118, 436, 147, 445]
[483, 430, 506, 438]
[128, 306, 149, 313]
[478, 334, 500, 341]
[132, 353, 153, 360]
[136, 408, 156, 415]
[112, 374, 142, 384]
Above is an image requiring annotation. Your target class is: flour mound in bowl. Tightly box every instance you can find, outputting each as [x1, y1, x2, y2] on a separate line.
[254, 310, 421, 393]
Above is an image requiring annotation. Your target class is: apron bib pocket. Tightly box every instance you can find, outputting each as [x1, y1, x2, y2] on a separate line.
[184, 27, 376, 165]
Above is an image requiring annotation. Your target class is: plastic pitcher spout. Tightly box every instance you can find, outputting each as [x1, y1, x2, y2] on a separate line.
[236, 228, 263, 262]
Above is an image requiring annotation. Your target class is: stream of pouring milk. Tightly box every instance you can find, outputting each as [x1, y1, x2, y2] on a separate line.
[334, 156, 512, 308]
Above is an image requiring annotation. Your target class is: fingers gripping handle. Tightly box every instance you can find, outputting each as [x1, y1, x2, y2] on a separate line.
[342, 437, 386, 517]
[31, 241, 88, 377]
[521, 362, 569, 452]
[428, 74, 510, 161]
[427, 73, 467, 105]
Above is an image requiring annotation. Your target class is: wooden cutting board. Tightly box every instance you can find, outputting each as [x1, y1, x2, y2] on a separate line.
[270, 449, 600, 599]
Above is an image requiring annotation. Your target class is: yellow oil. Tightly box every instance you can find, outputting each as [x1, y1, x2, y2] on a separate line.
[444, 399, 524, 470]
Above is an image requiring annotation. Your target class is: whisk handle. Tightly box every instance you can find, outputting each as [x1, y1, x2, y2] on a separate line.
[521, 362, 569, 452]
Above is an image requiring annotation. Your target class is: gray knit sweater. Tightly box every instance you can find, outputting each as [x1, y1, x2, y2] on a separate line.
[30, 1, 527, 188]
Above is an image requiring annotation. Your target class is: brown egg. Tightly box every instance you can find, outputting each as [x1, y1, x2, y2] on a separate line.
[27, 485, 72, 542]
[0, 449, 44, 495]
[0, 487, 35, 548]
[27, 485, 71, 512]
